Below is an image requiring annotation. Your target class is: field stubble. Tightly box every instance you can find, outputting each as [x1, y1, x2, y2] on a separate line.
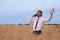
[0, 25, 60, 40]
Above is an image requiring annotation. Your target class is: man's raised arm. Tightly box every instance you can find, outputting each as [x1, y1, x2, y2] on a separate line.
[43, 8, 54, 22]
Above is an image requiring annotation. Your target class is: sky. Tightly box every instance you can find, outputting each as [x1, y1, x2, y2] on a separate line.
[0, 0, 60, 24]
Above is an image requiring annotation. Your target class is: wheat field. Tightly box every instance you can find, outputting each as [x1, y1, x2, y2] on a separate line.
[0, 25, 60, 40]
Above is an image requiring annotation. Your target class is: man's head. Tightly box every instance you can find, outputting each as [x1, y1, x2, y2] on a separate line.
[36, 10, 43, 17]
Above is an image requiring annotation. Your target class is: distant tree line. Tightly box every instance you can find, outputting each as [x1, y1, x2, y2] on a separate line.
[0, 24, 60, 26]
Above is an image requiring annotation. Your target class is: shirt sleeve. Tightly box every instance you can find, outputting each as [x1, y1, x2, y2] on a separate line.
[43, 15, 52, 22]
[28, 17, 34, 25]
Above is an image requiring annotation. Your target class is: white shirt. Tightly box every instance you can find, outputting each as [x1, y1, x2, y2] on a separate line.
[29, 15, 52, 31]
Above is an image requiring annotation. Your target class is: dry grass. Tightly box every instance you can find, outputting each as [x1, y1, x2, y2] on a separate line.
[0, 25, 60, 40]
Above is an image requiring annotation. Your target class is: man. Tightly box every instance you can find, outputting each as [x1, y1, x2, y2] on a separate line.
[29, 8, 54, 35]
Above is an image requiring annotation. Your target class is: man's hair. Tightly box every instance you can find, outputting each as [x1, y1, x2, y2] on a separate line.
[37, 10, 42, 14]
[34, 10, 43, 17]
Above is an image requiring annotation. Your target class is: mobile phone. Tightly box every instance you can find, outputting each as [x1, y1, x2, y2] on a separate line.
[34, 14, 37, 17]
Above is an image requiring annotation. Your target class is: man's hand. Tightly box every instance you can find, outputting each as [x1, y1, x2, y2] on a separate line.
[32, 14, 35, 18]
[50, 8, 54, 16]
[32, 14, 37, 18]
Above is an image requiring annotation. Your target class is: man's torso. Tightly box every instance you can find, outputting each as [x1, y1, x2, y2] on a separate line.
[33, 17, 44, 31]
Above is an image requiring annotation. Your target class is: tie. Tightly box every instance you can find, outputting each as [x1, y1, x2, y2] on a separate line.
[35, 17, 39, 29]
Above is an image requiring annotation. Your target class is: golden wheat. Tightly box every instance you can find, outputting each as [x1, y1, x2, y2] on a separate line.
[0, 25, 60, 40]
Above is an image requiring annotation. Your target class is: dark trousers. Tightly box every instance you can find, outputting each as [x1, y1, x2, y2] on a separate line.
[33, 30, 41, 35]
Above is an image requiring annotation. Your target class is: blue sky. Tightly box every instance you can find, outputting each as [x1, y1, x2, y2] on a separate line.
[0, 0, 60, 24]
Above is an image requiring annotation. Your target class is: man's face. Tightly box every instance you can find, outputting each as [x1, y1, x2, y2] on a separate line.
[37, 11, 42, 17]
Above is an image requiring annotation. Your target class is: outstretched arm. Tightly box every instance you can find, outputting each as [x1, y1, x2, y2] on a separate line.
[44, 8, 54, 22]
